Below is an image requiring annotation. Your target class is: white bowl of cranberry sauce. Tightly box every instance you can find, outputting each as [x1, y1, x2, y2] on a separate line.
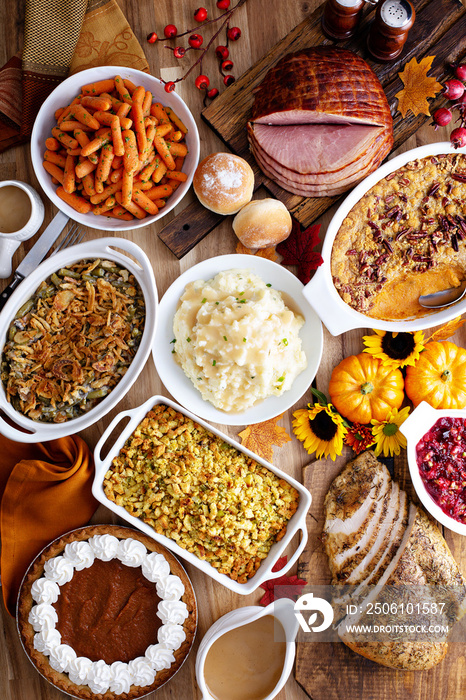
[401, 402, 466, 535]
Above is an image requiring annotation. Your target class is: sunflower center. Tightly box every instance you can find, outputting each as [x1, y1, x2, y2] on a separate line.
[311, 410, 338, 441]
[383, 422, 398, 437]
[381, 332, 415, 361]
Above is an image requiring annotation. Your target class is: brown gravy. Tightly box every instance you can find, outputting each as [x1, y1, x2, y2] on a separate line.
[0, 185, 31, 233]
[203, 615, 286, 700]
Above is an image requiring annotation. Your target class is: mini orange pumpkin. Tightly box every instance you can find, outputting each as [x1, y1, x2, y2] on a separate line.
[405, 341, 466, 409]
[329, 353, 404, 424]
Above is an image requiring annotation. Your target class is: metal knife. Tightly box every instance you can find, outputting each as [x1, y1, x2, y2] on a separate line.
[0, 210, 69, 312]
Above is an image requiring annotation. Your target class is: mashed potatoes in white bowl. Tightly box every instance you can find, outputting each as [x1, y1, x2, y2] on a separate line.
[152, 255, 323, 426]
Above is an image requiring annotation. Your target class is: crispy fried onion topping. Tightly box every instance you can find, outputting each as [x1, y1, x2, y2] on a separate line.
[1, 259, 145, 423]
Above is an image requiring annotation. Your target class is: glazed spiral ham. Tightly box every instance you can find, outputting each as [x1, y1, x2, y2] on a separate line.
[248, 47, 393, 197]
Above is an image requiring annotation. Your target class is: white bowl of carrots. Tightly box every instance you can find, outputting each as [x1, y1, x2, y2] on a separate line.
[30, 66, 200, 231]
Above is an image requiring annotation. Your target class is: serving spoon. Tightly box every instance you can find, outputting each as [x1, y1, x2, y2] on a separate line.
[419, 280, 466, 309]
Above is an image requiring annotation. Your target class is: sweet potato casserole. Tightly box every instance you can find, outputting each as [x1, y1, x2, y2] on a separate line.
[1, 259, 145, 422]
[103, 404, 299, 582]
[331, 153, 466, 320]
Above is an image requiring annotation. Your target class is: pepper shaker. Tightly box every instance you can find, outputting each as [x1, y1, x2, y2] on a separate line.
[367, 0, 416, 62]
[321, 0, 366, 41]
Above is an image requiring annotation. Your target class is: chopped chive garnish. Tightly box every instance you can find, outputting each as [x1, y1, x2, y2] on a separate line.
[282, 338, 288, 345]
[202, 298, 207, 303]
[170, 338, 176, 344]
[266, 283, 272, 287]
[187, 337, 191, 342]
[212, 360, 216, 366]
[223, 336, 227, 341]
[277, 376, 284, 382]
[243, 337, 247, 342]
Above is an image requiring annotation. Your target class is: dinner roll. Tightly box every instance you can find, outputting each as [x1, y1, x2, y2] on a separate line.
[232, 198, 292, 249]
[193, 152, 254, 215]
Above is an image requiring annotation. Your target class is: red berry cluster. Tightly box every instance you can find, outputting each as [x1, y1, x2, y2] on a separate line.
[146, 0, 247, 98]
[432, 64, 466, 149]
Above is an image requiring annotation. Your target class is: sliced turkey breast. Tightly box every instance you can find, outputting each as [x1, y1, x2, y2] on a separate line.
[325, 452, 466, 670]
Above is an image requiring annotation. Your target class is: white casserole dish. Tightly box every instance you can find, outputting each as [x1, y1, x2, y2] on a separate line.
[152, 253, 323, 426]
[400, 401, 466, 536]
[30, 66, 200, 231]
[303, 142, 466, 335]
[92, 394, 312, 594]
[0, 238, 157, 442]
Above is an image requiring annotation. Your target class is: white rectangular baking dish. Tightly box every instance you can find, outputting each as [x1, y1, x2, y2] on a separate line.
[92, 394, 312, 594]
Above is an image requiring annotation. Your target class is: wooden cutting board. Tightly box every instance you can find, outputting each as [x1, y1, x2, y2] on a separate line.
[295, 453, 466, 700]
[159, 0, 466, 259]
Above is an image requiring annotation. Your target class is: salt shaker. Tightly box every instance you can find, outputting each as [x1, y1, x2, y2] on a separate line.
[367, 0, 416, 62]
[321, 0, 366, 41]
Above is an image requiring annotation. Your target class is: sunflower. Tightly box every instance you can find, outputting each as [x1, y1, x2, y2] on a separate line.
[362, 329, 425, 369]
[345, 423, 375, 455]
[293, 402, 347, 461]
[371, 406, 411, 457]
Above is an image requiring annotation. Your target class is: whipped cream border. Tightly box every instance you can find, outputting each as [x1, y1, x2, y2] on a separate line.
[28, 535, 190, 695]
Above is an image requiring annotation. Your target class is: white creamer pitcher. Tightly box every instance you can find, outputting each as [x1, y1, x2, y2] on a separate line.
[195, 598, 300, 700]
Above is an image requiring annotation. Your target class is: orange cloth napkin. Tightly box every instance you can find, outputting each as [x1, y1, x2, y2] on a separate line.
[0, 0, 149, 153]
[0, 434, 98, 616]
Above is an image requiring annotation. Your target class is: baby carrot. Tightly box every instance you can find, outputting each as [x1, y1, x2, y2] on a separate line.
[81, 78, 115, 95]
[81, 129, 111, 157]
[82, 171, 97, 197]
[81, 95, 112, 111]
[121, 169, 133, 207]
[115, 191, 146, 219]
[90, 180, 122, 205]
[142, 91, 152, 117]
[44, 150, 67, 168]
[92, 195, 116, 215]
[106, 204, 133, 220]
[95, 143, 114, 193]
[114, 75, 133, 104]
[60, 120, 93, 132]
[152, 158, 167, 183]
[122, 129, 138, 173]
[153, 135, 175, 170]
[51, 127, 78, 150]
[145, 184, 174, 200]
[150, 103, 170, 124]
[165, 106, 188, 134]
[63, 154, 77, 194]
[75, 158, 97, 178]
[132, 186, 158, 215]
[72, 104, 100, 130]
[45, 137, 60, 151]
[123, 78, 137, 95]
[166, 170, 187, 182]
[56, 186, 92, 213]
[43, 161, 64, 184]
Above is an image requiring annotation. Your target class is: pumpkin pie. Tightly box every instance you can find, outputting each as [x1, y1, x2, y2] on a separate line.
[17, 524, 197, 699]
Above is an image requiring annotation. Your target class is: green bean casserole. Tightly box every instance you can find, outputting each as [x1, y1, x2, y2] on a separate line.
[1, 259, 145, 423]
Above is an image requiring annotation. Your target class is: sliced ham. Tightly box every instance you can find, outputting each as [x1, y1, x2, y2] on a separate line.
[249, 137, 385, 193]
[249, 123, 383, 175]
[248, 46, 393, 197]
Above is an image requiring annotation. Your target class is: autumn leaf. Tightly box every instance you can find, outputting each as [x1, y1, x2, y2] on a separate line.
[238, 413, 291, 462]
[276, 219, 323, 284]
[259, 555, 308, 606]
[426, 315, 466, 342]
[395, 56, 443, 118]
[235, 240, 278, 261]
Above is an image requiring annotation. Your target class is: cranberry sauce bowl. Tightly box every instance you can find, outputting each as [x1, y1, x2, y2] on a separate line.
[401, 401, 466, 535]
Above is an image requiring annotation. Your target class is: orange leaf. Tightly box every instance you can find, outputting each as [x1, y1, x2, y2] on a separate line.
[426, 315, 466, 342]
[395, 56, 442, 118]
[235, 240, 278, 261]
[238, 413, 291, 461]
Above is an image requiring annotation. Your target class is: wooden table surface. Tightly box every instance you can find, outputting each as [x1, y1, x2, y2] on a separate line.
[0, 1, 464, 699]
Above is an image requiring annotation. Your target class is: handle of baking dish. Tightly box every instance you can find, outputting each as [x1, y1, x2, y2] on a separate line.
[266, 525, 308, 580]
[94, 404, 143, 468]
[100, 237, 156, 293]
[302, 266, 363, 336]
[0, 414, 44, 443]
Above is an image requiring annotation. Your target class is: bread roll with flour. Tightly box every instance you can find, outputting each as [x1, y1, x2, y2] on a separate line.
[193, 152, 254, 215]
[233, 198, 292, 249]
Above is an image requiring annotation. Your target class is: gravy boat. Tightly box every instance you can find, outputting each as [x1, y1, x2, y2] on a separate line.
[195, 598, 300, 700]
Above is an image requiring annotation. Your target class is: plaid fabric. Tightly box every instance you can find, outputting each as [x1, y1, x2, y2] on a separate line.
[0, 0, 149, 153]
